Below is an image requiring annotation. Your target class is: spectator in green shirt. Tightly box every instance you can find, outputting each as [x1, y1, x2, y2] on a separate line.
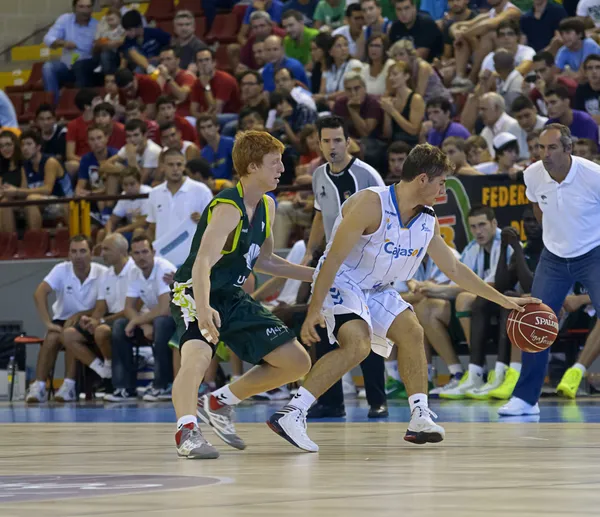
[282, 10, 320, 65]
[314, 0, 347, 30]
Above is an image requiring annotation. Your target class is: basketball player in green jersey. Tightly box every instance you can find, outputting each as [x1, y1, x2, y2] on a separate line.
[171, 131, 314, 459]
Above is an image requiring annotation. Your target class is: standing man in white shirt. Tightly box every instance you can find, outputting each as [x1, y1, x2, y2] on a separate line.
[499, 124, 600, 416]
[61, 234, 137, 391]
[26, 235, 108, 403]
[106, 235, 177, 402]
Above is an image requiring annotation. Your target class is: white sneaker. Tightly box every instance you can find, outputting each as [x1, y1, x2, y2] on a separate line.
[25, 382, 47, 403]
[498, 397, 540, 416]
[404, 405, 445, 444]
[357, 388, 367, 399]
[267, 405, 319, 452]
[342, 372, 357, 396]
[439, 372, 483, 400]
[54, 382, 76, 402]
[429, 373, 463, 397]
[466, 370, 504, 400]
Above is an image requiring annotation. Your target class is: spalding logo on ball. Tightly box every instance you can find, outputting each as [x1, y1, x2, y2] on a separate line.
[507, 303, 559, 353]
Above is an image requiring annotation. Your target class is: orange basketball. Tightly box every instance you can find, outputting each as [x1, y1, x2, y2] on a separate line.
[507, 303, 559, 353]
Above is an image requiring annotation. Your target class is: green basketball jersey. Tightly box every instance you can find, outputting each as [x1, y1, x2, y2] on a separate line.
[173, 183, 271, 292]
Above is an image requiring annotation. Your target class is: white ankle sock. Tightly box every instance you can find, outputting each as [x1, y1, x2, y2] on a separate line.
[289, 386, 316, 412]
[211, 385, 241, 405]
[495, 362, 507, 377]
[468, 364, 484, 378]
[104, 359, 112, 369]
[448, 364, 463, 376]
[573, 363, 587, 375]
[408, 393, 428, 412]
[177, 415, 197, 430]
[385, 360, 401, 381]
[89, 358, 105, 377]
[510, 362, 522, 374]
[36, 380, 46, 390]
[63, 378, 76, 388]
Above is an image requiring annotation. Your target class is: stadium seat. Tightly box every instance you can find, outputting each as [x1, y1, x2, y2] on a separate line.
[5, 62, 44, 94]
[0, 232, 18, 260]
[49, 228, 70, 258]
[56, 89, 80, 120]
[178, 0, 204, 16]
[19, 91, 53, 124]
[156, 19, 174, 35]
[195, 16, 207, 39]
[205, 13, 239, 44]
[145, 0, 175, 21]
[7, 93, 24, 118]
[15, 229, 50, 259]
[214, 45, 232, 73]
[232, 3, 249, 24]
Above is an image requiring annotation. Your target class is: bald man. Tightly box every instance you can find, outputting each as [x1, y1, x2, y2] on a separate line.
[261, 34, 309, 92]
[62, 233, 138, 383]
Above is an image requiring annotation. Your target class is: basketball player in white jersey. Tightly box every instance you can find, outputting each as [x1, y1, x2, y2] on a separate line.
[264, 144, 539, 451]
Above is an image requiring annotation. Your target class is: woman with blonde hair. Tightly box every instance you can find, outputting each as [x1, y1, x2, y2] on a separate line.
[380, 61, 425, 146]
[388, 39, 451, 104]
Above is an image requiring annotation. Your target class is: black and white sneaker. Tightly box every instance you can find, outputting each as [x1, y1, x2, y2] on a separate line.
[267, 405, 319, 452]
[104, 388, 137, 402]
[404, 406, 445, 444]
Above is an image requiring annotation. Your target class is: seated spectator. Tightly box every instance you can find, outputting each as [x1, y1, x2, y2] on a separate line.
[160, 122, 200, 163]
[104, 168, 151, 240]
[109, 119, 162, 184]
[25, 235, 107, 403]
[0, 130, 23, 232]
[262, 35, 309, 92]
[237, 71, 270, 131]
[481, 20, 535, 77]
[36, 104, 67, 163]
[94, 102, 126, 149]
[125, 100, 159, 144]
[389, 0, 444, 62]
[172, 10, 208, 71]
[465, 134, 493, 167]
[361, 34, 394, 96]
[282, 9, 319, 65]
[313, 0, 347, 30]
[107, 0, 147, 22]
[116, 68, 162, 119]
[360, 0, 393, 47]
[442, 137, 482, 175]
[0, 90, 18, 129]
[156, 47, 196, 119]
[271, 91, 318, 147]
[103, 73, 121, 111]
[93, 6, 124, 75]
[389, 38, 451, 103]
[120, 9, 171, 73]
[511, 96, 548, 160]
[186, 157, 234, 191]
[274, 67, 317, 110]
[66, 89, 103, 176]
[520, 0, 567, 53]
[239, 107, 269, 132]
[545, 85, 599, 141]
[440, 0, 478, 59]
[479, 92, 521, 157]
[555, 17, 600, 73]
[424, 97, 470, 147]
[296, 124, 324, 176]
[317, 34, 363, 105]
[283, 0, 320, 23]
[105, 235, 176, 402]
[491, 132, 523, 178]
[525, 129, 542, 165]
[575, 54, 600, 124]
[240, 11, 286, 71]
[332, 4, 365, 58]
[42, 0, 99, 103]
[573, 138, 599, 161]
[310, 32, 332, 96]
[62, 233, 137, 391]
[525, 51, 578, 117]
[198, 115, 235, 181]
[190, 48, 241, 122]
[239, 0, 285, 45]
[272, 174, 314, 249]
[380, 61, 424, 146]
[155, 96, 198, 145]
[385, 140, 410, 181]
[492, 48, 525, 109]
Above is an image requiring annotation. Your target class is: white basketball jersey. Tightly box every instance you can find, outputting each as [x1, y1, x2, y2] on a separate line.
[320, 185, 436, 290]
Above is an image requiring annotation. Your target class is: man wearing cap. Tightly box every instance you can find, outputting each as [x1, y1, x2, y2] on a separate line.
[493, 132, 523, 178]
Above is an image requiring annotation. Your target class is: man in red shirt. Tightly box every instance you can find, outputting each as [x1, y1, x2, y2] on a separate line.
[125, 100, 160, 144]
[93, 102, 126, 149]
[190, 48, 241, 121]
[115, 68, 162, 120]
[66, 88, 103, 177]
[155, 96, 199, 145]
[157, 46, 196, 118]
[240, 11, 286, 71]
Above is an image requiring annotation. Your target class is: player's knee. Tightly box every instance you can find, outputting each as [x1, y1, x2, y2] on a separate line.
[181, 340, 213, 371]
[43, 330, 62, 350]
[289, 342, 312, 376]
[62, 327, 81, 348]
[94, 324, 111, 342]
[346, 336, 371, 366]
[455, 292, 475, 312]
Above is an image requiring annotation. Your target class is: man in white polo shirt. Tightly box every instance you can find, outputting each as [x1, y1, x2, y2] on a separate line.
[106, 234, 177, 402]
[499, 123, 600, 416]
[26, 235, 108, 403]
[145, 148, 213, 267]
[61, 233, 137, 393]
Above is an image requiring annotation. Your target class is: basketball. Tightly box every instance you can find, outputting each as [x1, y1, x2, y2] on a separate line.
[506, 303, 559, 353]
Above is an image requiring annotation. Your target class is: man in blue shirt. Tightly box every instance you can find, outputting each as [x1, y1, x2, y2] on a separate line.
[42, 0, 100, 103]
[520, 0, 567, 52]
[555, 17, 600, 71]
[283, 0, 320, 24]
[239, 0, 285, 44]
[425, 97, 470, 147]
[262, 35, 309, 92]
[197, 114, 235, 180]
[120, 10, 171, 73]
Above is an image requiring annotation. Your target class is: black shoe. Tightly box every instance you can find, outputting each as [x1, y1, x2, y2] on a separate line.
[368, 405, 389, 418]
[307, 403, 346, 419]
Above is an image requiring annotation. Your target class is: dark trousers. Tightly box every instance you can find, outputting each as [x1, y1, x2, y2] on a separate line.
[470, 296, 511, 367]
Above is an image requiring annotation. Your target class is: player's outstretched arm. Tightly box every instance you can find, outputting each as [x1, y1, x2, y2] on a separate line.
[191, 203, 241, 343]
[254, 196, 315, 282]
[427, 219, 540, 313]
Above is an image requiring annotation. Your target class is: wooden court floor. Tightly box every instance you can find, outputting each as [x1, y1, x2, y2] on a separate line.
[1, 421, 599, 516]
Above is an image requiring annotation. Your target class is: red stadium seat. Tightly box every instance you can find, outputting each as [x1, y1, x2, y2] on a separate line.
[49, 228, 70, 258]
[19, 91, 53, 124]
[7, 93, 24, 118]
[214, 45, 232, 73]
[178, 0, 204, 16]
[205, 13, 240, 44]
[232, 3, 249, 25]
[0, 232, 18, 260]
[145, 0, 175, 21]
[56, 89, 79, 120]
[156, 19, 174, 35]
[195, 16, 207, 39]
[15, 229, 50, 259]
[6, 62, 45, 94]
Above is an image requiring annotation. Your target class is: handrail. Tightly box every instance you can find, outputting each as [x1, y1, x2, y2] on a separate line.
[0, 22, 54, 61]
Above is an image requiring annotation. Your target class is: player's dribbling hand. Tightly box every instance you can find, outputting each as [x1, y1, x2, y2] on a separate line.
[500, 296, 542, 312]
[300, 310, 326, 346]
[198, 307, 221, 344]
